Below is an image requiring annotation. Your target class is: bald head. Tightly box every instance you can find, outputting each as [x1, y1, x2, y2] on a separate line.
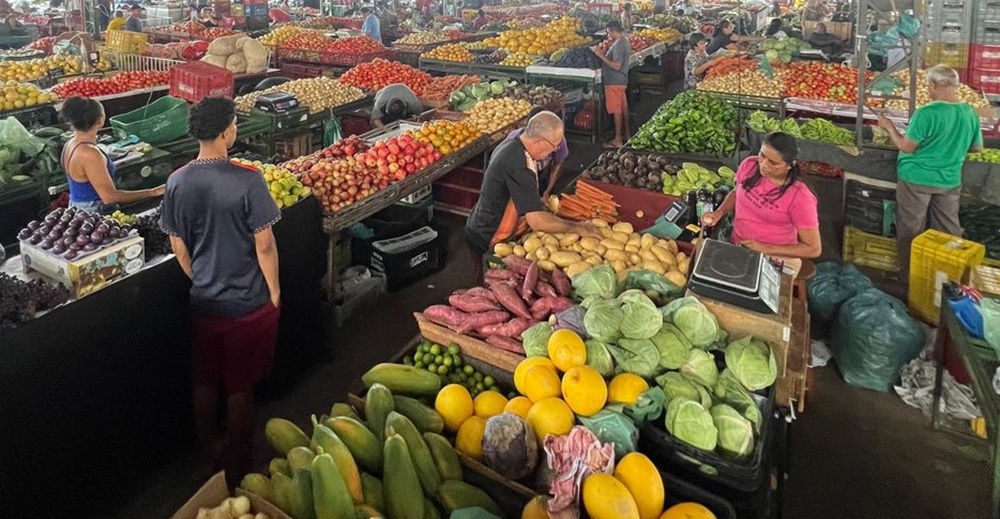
[523, 111, 563, 141]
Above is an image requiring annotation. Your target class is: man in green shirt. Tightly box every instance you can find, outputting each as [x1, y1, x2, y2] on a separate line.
[877, 64, 983, 278]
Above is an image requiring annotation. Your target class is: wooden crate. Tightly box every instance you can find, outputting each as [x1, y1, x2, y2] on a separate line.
[414, 312, 523, 373]
[274, 132, 316, 162]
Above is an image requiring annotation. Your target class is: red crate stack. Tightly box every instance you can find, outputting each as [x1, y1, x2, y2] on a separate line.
[169, 61, 234, 103]
[969, 68, 1000, 94]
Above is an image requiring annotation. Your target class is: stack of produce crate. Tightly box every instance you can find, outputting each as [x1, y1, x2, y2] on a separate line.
[922, 0, 974, 82]
[969, 1, 1000, 95]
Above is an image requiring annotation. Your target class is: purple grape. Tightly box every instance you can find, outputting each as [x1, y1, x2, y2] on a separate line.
[101, 236, 112, 245]
[44, 215, 57, 225]
[120, 225, 132, 234]
[75, 234, 90, 247]
[46, 230, 61, 241]
[40, 239, 54, 250]
[17, 229, 31, 240]
[90, 232, 104, 244]
[52, 223, 66, 234]
[28, 235, 42, 245]
[65, 227, 77, 237]
[64, 250, 78, 260]
[96, 223, 109, 233]
[52, 243, 67, 255]
[26, 220, 40, 230]
[82, 243, 97, 252]
[80, 222, 94, 234]
[61, 236, 75, 247]
[68, 242, 81, 251]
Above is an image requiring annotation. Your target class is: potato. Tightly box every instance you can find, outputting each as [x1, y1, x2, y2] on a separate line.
[494, 243, 514, 257]
[580, 237, 600, 251]
[604, 248, 628, 262]
[545, 244, 559, 255]
[601, 238, 626, 251]
[642, 260, 666, 275]
[542, 235, 559, 247]
[513, 245, 527, 257]
[625, 244, 640, 254]
[650, 245, 674, 264]
[572, 242, 584, 253]
[628, 253, 643, 266]
[600, 227, 614, 238]
[550, 251, 583, 268]
[594, 244, 607, 256]
[677, 252, 688, 262]
[535, 247, 550, 261]
[612, 222, 634, 234]
[592, 218, 609, 228]
[640, 249, 658, 262]
[665, 240, 679, 254]
[523, 236, 543, 254]
[559, 233, 580, 247]
[526, 250, 537, 261]
[611, 231, 630, 243]
[626, 237, 641, 249]
[678, 259, 690, 274]
[666, 270, 688, 287]
[584, 255, 603, 266]
[566, 261, 592, 278]
[537, 260, 556, 272]
[611, 259, 628, 273]
[640, 234, 656, 250]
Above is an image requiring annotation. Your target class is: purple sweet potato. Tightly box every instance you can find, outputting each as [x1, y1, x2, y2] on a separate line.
[486, 335, 526, 354]
[521, 261, 539, 300]
[485, 269, 521, 282]
[424, 305, 469, 328]
[464, 287, 498, 302]
[491, 282, 533, 319]
[535, 281, 558, 298]
[449, 294, 500, 313]
[501, 256, 532, 275]
[551, 268, 572, 296]
[550, 297, 573, 313]
[456, 310, 510, 335]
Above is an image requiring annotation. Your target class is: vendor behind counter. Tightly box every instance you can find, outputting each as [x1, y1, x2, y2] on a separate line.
[370, 83, 422, 127]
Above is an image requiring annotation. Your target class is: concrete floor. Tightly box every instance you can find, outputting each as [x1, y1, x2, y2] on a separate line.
[105, 83, 991, 519]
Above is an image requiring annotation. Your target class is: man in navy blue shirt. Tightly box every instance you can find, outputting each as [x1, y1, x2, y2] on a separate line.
[160, 97, 281, 484]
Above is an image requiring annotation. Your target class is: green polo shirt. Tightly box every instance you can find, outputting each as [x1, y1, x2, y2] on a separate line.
[897, 101, 983, 189]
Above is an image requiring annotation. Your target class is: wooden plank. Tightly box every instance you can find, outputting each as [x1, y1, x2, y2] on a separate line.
[415, 312, 524, 373]
[776, 297, 810, 410]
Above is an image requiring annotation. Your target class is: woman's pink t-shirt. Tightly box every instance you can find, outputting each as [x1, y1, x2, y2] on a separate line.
[730, 156, 819, 247]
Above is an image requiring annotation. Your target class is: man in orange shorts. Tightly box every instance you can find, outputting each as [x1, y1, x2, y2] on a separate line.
[594, 20, 631, 148]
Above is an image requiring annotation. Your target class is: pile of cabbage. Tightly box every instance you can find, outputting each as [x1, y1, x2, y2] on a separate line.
[520, 264, 779, 459]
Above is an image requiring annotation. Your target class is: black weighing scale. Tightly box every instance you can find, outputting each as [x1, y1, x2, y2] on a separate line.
[254, 92, 301, 113]
[688, 239, 782, 314]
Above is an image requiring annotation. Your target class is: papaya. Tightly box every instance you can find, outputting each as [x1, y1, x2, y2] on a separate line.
[312, 451, 356, 519]
[266, 417, 310, 455]
[423, 432, 463, 482]
[288, 468, 315, 519]
[366, 383, 395, 444]
[270, 457, 292, 478]
[288, 446, 317, 472]
[392, 395, 445, 433]
[424, 499, 442, 519]
[240, 472, 272, 499]
[331, 402, 361, 421]
[355, 504, 384, 518]
[326, 416, 383, 474]
[383, 434, 425, 519]
[311, 418, 364, 504]
[385, 412, 442, 496]
[435, 480, 503, 517]
[360, 472, 385, 513]
[362, 363, 442, 396]
[270, 471, 294, 515]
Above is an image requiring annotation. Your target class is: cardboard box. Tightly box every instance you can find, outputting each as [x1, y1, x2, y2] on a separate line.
[20, 235, 145, 298]
[171, 471, 291, 519]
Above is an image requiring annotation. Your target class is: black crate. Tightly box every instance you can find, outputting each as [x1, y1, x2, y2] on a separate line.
[661, 470, 738, 519]
[356, 226, 444, 291]
[844, 179, 896, 237]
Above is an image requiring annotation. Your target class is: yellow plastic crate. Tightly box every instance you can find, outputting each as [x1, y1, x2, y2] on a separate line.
[842, 226, 899, 272]
[971, 265, 1000, 297]
[908, 230, 986, 324]
[105, 30, 148, 55]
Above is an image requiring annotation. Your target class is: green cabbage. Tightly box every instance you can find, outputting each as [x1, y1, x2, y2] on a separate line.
[489, 80, 506, 95]
[617, 290, 663, 340]
[572, 264, 617, 300]
[584, 298, 623, 343]
[714, 369, 762, 433]
[661, 297, 726, 349]
[680, 349, 719, 387]
[585, 340, 615, 377]
[665, 398, 717, 452]
[521, 322, 553, 357]
[650, 323, 692, 370]
[655, 371, 700, 403]
[725, 336, 777, 391]
[711, 404, 754, 458]
[607, 338, 659, 378]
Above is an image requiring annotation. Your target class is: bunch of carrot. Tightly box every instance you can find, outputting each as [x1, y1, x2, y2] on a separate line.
[420, 75, 483, 101]
[704, 57, 759, 79]
[556, 181, 619, 222]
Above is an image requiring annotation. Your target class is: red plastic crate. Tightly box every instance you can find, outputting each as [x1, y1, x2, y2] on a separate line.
[971, 44, 1000, 70]
[968, 67, 1000, 94]
[169, 61, 234, 104]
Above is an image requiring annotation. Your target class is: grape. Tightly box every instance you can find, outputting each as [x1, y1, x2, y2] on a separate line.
[0, 272, 70, 334]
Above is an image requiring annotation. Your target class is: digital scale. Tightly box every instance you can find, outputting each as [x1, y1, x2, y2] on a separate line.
[688, 239, 782, 314]
[254, 92, 301, 113]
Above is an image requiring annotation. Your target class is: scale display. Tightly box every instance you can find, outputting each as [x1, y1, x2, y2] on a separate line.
[688, 239, 781, 314]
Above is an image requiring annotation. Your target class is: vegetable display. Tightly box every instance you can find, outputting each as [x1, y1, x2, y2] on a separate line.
[661, 162, 735, 197]
[499, 51, 536, 67]
[402, 341, 511, 397]
[697, 68, 785, 98]
[553, 181, 619, 222]
[583, 150, 676, 192]
[448, 80, 518, 112]
[421, 44, 474, 62]
[394, 32, 451, 47]
[419, 75, 481, 102]
[464, 97, 532, 135]
[339, 59, 432, 94]
[884, 69, 990, 110]
[645, 13, 699, 33]
[783, 61, 870, 104]
[967, 148, 1000, 163]
[51, 71, 169, 99]
[231, 159, 311, 209]
[747, 111, 855, 146]
[758, 37, 810, 64]
[629, 91, 739, 155]
[233, 76, 365, 114]
[193, 496, 270, 519]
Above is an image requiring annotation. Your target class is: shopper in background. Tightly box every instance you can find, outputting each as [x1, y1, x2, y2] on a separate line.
[124, 4, 144, 32]
[198, 7, 219, 27]
[0, 10, 24, 36]
[466, 112, 599, 284]
[593, 20, 630, 149]
[370, 83, 422, 127]
[473, 8, 487, 30]
[360, 6, 382, 44]
[701, 132, 821, 276]
[59, 97, 164, 213]
[160, 97, 281, 485]
[804, 0, 829, 21]
[707, 19, 760, 54]
[877, 65, 983, 278]
[106, 10, 126, 31]
[807, 22, 843, 56]
[619, 2, 633, 32]
[764, 17, 787, 38]
[653, 0, 665, 14]
[504, 106, 569, 199]
[684, 32, 725, 89]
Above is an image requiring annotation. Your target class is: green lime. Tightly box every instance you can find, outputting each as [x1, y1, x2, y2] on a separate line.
[413, 352, 423, 363]
[483, 376, 495, 387]
[457, 373, 467, 382]
[464, 365, 475, 375]
[452, 355, 463, 367]
[448, 345, 460, 355]
[475, 382, 485, 391]
[489, 385, 501, 393]
[430, 344, 442, 355]
[437, 365, 449, 375]
[474, 372, 484, 382]
[443, 356, 453, 367]
[427, 364, 437, 373]
[414, 361, 424, 369]
[434, 355, 444, 365]
[402, 355, 413, 365]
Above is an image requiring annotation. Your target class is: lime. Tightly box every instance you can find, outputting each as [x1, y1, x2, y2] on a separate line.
[489, 386, 501, 393]
[437, 365, 449, 375]
[443, 356, 453, 367]
[474, 372, 484, 382]
[475, 383, 485, 391]
[414, 361, 424, 369]
[448, 345, 460, 355]
[452, 355, 463, 367]
[463, 365, 475, 375]
[434, 355, 444, 365]
[413, 352, 423, 363]
[483, 376, 495, 387]
[427, 364, 438, 373]
[430, 344, 442, 355]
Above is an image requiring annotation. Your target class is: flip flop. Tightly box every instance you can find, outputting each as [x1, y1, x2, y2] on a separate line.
[603, 142, 622, 149]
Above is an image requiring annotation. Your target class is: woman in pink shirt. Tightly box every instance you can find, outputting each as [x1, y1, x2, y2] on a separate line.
[702, 132, 821, 265]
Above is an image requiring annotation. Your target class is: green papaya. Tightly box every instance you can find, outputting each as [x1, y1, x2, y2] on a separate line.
[331, 402, 361, 421]
[366, 383, 395, 444]
[311, 418, 364, 504]
[360, 472, 385, 513]
[289, 468, 315, 519]
[288, 446, 317, 472]
[325, 416, 383, 474]
[385, 412, 441, 496]
[312, 452, 356, 519]
[270, 471, 293, 515]
[435, 480, 502, 517]
[270, 457, 292, 478]
[240, 472, 272, 499]
[265, 418, 310, 455]
[392, 395, 445, 434]
[383, 434, 425, 519]
[423, 432, 463, 482]
[423, 499, 442, 519]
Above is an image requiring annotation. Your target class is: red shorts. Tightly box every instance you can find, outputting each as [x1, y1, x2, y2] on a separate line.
[605, 85, 628, 115]
[193, 302, 280, 395]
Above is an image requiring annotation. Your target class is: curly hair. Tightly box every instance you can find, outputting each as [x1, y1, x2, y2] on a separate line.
[188, 97, 235, 141]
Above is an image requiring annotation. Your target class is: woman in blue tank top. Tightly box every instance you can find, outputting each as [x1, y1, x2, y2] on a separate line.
[60, 97, 164, 213]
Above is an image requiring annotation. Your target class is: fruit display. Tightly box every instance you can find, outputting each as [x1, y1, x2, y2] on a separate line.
[553, 181, 619, 222]
[232, 158, 311, 209]
[783, 61, 871, 104]
[233, 76, 365, 114]
[109, 210, 138, 226]
[465, 97, 532, 135]
[421, 44, 474, 63]
[462, 41, 490, 51]
[280, 135, 370, 175]
[0, 81, 58, 111]
[474, 50, 505, 65]
[885, 69, 990, 110]
[661, 162, 735, 197]
[0, 272, 71, 333]
[394, 32, 451, 47]
[598, 33, 654, 54]
[134, 207, 172, 257]
[0, 54, 81, 82]
[506, 84, 563, 108]
[412, 120, 482, 156]
[339, 58, 432, 94]
[193, 496, 270, 519]
[629, 91, 739, 155]
[418, 75, 482, 102]
[203, 27, 238, 41]
[499, 51, 535, 67]
[17, 207, 135, 261]
[703, 57, 760, 80]
[51, 71, 170, 99]
[281, 32, 386, 55]
[697, 68, 785, 98]
[967, 148, 1000, 163]
[26, 36, 56, 55]
[491, 221, 690, 284]
[637, 27, 683, 44]
[258, 24, 306, 46]
[552, 46, 602, 69]
[402, 341, 512, 397]
[645, 13, 699, 33]
[482, 17, 589, 56]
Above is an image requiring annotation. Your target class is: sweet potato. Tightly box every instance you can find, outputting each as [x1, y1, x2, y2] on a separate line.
[535, 281, 558, 298]
[550, 297, 573, 313]
[486, 335, 525, 354]
[491, 282, 532, 319]
[551, 268, 572, 296]
[502, 256, 532, 275]
[448, 294, 500, 313]
[455, 310, 510, 335]
[521, 261, 539, 301]
[485, 269, 521, 282]
[424, 305, 468, 328]
[496, 317, 535, 338]
[530, 296, 574, 321]
[464, 287, 498, 302]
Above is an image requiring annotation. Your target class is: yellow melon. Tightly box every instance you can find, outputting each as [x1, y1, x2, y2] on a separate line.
[474, 391, 509, 419]
[455, 415, 487, 461]
[522, 364, 562, 402]
[547, 329, 587, 372]
[515, 357, 556, 394]
[525, 397, 574, 442]
[614, 452, 664, 519]
[435, 383, 474, 432]
[582, 473, 640, 519]
[504, 396, 534, 419]
[561, 365, 608, 417]
[608, 373, 650, 405]
[659, 503, 717, 519]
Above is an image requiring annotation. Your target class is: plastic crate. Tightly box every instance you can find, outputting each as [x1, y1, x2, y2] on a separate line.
[970, 44, 1000, 70]
[844, 179, 896, 237]
[974, 20, 1000, 45]
[968, 67, 1000, 94]
[843, 226, 899, 272]
[970, 264, 1000, 296]
[923, 42, 970, 68]
[169, 61, 234, 104]
[908, 230, 986, 324]
[109, 95, 189, 145]
[106, 30, 148, 54]
[979, 0, 1000, 22]
[273, 132, 315, 162]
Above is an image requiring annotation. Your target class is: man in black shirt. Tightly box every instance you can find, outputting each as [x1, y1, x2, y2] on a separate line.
[466, 111, 599, 283]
